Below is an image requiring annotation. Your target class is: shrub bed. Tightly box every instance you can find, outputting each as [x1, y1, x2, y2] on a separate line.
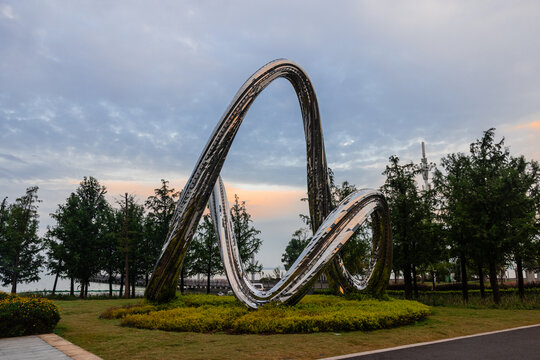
[102, 294, 430, 334]
[386, 282, 540, 292]
[388, 289, 540, 309]
[0, 291, 60, 337]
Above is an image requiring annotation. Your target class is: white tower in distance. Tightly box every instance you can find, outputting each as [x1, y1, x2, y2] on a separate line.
[420, 141, 430, 191]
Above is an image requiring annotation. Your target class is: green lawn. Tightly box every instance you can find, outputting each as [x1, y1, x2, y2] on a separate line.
[54, 298, 540, 360]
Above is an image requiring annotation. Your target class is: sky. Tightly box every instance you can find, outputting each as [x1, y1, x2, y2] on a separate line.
[1, 1, 539, 269]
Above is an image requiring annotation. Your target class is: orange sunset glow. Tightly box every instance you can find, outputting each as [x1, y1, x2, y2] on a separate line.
[98, 179, 307, 220]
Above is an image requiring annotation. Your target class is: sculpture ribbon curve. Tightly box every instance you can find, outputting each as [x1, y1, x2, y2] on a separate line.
[145, 59, 393, 307]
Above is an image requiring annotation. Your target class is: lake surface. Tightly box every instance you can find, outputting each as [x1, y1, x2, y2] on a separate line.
[0, 272, 145, 295]
[1, 267, 284, 295]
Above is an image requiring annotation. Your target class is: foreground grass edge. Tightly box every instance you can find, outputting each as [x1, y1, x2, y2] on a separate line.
[53, 297, 540, 360]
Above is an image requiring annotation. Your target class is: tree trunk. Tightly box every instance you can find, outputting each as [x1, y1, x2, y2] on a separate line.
[124, 248, 129, 298]
[70, 277, 74, 296]
[79, 279, 85, 298]
[488, 260, 501, 304]
[52, 260, 62, 296]
[180, 267, 185, 294]
[108, 271, 113, 297]
[119, 272, 124, 297]
[85, 282, 88, 297]
[516, 256, 525, 301]
[412, 265, 418, 298]
[10, 277, 17, 294]
[123, 193, 130, 299]
[460, 252, 468, 302]
[52, 271, 59, 296]
[431, 270, 436, 291]
[10, 253, 19, 294]
[478, 264, 485, 298]
[131, 272, 135, 298]
[206, 262, 211, 295]
[403, 264, 412, 300]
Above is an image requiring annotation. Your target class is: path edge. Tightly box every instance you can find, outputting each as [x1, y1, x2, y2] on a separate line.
[39, 333, 103, 360]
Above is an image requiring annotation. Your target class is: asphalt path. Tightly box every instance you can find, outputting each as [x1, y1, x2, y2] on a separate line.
[322, 324, 540, 360]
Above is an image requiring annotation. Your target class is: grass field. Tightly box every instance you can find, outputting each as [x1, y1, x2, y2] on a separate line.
[53, 298, 540, 360]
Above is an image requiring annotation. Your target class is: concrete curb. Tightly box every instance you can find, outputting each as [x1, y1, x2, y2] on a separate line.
[38, 334, 103, 360]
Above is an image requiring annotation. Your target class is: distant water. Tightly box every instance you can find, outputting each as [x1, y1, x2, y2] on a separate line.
[0, 272, 145, 295]
[1, 267, 285, 295]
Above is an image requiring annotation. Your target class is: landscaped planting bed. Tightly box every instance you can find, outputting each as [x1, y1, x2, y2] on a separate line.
[0, 291, 60, 337]
[100, 294, 430, 334]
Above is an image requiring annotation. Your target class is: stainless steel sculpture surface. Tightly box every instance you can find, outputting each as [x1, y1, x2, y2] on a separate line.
[145, 59, 392, 308]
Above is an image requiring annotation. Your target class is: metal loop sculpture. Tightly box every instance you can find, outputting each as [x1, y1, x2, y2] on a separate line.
[145, 59, 392, 308]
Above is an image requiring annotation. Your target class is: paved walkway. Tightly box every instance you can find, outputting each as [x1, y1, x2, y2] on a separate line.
[322, 324, 540, 360]
[0, 334, 102, 360]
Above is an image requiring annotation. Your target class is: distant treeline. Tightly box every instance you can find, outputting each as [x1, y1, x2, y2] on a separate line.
[281, 128, 540, 305]
[0, 179, 262, 298]
[1, 128, 539, 305]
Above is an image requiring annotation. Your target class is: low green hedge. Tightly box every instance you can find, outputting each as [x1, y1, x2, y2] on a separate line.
[102, 294, 430, 334]
[388, 288, 540, 309]
[0, 291, 60, 337]
[100, 304, 158, 319]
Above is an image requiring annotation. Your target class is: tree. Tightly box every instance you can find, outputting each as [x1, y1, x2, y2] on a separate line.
[416, 186, 447, 291]
[467, 129, 513, 304]
[43, 233, 68, 296]
[433, 153, 474, 301]
[190, 214, 223, 294]
[281, 171, 372, 283]
[382, 156, 424, 299]
[116, 193, 145, 298]
[47, 193, 81, 296]
[0, 197, 9, 269]
[330, 177, 374, 278]
[231, 194, 263, 274]
[0, 187, 43, 294]
[281, 228, 311, 270]
[144, 179, 181, 285]
[505, 156, 540, 300]
[51, 177, 109, 298]
[99, 205, 122, 297]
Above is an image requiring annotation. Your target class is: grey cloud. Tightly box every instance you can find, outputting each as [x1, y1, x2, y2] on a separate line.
[1, 1, 539, 267]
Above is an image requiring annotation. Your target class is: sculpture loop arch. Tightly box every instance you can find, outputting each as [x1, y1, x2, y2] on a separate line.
[145, 59, 392, 307]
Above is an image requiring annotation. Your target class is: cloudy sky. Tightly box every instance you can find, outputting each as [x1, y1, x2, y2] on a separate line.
[1, 1, 539, 269]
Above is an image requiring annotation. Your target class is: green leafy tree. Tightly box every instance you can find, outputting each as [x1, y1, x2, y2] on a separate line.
[47, 193, 81, 296]
[54, 177, 109, 298]
[43, 234, 68, 296]
[416, 186, 447, 291]
[282, 170, 372, 284]
[382, 156, 424, 299]
[116, 193, 145, 298]
[281, 228, 311, 270]
[0, 187, 43, 294]
[330, 177, 373, 278]
[144, 179, 181, 285]
[99, 206, 122, 297]
[0, 197, 10, 272]
[433, 153, 474, 300]
[467, 129, 514, 304]
[504, 155, 540, 300]
[190, 214, 223, 294]
[231, 194, 262, 274]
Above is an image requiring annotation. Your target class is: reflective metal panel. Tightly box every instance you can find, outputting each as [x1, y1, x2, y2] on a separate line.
[145, 59, 393, 307]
